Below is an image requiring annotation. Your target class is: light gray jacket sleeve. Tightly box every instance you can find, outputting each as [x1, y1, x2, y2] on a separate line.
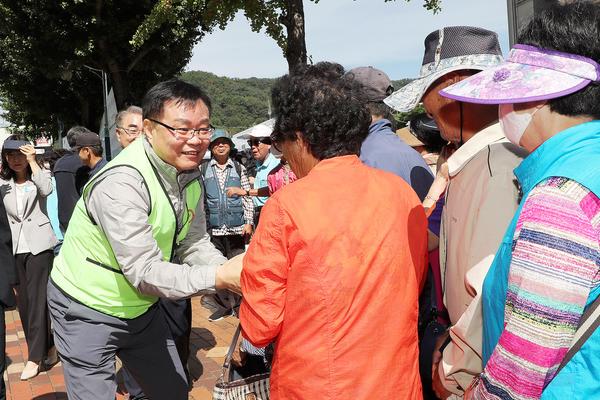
[85, 169, 222, 299]
[31, 169, 53, 197]
[176, 194, 227, 269]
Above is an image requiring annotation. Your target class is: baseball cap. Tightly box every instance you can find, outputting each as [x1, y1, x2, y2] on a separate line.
[73, 131, 102, 148]
[346, 66, 394, 102]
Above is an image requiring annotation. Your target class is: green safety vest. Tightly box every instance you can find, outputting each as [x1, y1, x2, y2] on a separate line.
[51, 138, 201, 319]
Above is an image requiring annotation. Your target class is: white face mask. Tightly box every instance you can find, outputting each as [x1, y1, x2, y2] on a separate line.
[499, 103, 542, 147]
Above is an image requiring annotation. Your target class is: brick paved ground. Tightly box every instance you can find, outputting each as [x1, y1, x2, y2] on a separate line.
[4, 296, 238, 400]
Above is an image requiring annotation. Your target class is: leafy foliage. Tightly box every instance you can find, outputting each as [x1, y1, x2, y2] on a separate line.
[0, 0, 213, 136]
[135, 0, 442, 73]
[0, 0, 439, 136]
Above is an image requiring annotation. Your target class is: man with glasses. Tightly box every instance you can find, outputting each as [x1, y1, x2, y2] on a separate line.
[47, 79, 242, 400]
[244, 125, 279, 225]
[115, 105, 143, 149]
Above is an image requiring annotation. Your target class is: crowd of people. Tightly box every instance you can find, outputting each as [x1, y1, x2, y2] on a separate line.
[1, 2, 599, 399]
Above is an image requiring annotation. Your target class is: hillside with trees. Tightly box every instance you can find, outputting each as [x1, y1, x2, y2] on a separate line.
[181, 71, 414, 134]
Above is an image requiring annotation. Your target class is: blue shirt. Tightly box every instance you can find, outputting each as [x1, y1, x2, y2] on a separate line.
[253, 153, 279, 207]
[360, 119, 433, 201]
[48, 177, 63, 241]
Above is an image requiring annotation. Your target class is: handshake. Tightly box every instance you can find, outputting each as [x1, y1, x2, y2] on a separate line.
[215, 253, 244, 295]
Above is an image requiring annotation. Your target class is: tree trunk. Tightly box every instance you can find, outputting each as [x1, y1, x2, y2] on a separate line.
[94, 0, 127, 110]
[283, 0, 307, 75]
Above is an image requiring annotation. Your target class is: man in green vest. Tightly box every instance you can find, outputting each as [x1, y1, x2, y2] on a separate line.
[47, 79, 241, 400]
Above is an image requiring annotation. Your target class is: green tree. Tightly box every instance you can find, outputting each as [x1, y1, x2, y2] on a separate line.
[134, 0, 442, 75]
[0, 0, 213, 134]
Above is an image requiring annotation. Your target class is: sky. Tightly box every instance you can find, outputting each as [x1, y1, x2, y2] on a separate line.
[187, 0, 510, 80]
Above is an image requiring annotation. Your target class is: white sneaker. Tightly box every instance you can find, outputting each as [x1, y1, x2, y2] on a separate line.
[20, 361, 39, 380]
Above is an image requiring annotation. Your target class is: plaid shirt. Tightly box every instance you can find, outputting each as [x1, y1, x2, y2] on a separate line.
[208, 158, 253, 236]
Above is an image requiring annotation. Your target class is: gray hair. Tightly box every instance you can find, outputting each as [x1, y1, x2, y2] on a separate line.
[115, 105, 143, 127]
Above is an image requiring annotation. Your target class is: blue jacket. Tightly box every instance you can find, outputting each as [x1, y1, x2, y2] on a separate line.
[360, 119, 433, 200]
[203, 160, 244, 229]
[482, 121, 600, 399]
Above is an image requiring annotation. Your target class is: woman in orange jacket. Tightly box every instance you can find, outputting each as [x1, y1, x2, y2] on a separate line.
[239, 62, 429, 400]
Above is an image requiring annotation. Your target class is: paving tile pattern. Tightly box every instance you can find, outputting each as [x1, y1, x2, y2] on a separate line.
[4, 296, 238, 400]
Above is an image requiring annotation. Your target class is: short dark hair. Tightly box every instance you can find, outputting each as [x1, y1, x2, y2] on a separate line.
[518, 1, 600, 119]
[142, 79, 212, 120]
[366, 102, 397, 130]
[66, 126, 92, 148]
[83, 145, 103, 158]
[44, 148, 69, 173]
[271, 62, 371, 160]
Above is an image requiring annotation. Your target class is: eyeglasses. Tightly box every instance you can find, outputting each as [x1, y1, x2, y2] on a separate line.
[247, 138, 272, 147]
[148, 118, 215, 141]
[117, 126, 142, 137]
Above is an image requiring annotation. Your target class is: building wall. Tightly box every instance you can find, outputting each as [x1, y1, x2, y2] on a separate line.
[507, 0, 558, 46]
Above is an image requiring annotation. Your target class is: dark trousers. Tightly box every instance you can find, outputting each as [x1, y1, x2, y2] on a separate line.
[48, 282, 187, 400]
[15, 251, 54, 362]
[210, 234, 245, 311]
[1, 305, 6, 400]
[253, 207, 263, 228]
[122, 298, 192, 400]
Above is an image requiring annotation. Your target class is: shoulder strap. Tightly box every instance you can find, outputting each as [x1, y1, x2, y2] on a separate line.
[554, 294, 600, 378]
[221, 324, 242, 384]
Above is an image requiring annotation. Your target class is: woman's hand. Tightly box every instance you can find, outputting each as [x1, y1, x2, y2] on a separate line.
[20, 144, 41, 175]
[20, 144, 37, 164]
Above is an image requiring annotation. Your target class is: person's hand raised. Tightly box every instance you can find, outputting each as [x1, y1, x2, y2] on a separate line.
[20, 144, 37, 164]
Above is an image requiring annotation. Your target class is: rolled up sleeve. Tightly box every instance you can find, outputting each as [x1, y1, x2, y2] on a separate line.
[239, 196, 290, 348]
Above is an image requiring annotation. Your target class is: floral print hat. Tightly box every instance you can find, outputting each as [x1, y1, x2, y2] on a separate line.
[440, 44, 600, 104]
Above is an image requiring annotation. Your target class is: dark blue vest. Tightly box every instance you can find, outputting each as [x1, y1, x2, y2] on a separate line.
[203, 161, 244, 229]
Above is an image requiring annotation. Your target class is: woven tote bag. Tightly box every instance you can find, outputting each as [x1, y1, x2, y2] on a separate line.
[213, 325, 270, 400]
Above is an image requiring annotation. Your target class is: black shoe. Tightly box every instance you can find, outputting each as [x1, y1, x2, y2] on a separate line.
[208, 307, 232, 322]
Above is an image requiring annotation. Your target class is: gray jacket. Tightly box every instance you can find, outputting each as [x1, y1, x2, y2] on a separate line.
[83, 138, 226, 299]
[0, 170, 58, 255]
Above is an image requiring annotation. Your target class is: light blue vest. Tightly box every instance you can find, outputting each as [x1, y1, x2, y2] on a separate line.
[203, 161, 244, 229]
[482, 121, 600, 398]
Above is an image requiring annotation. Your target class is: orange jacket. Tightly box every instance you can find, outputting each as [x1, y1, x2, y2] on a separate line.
[240, 155, 428, 400]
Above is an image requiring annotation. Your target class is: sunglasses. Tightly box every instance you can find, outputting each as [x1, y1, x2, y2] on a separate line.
[247, 138, 272, 147]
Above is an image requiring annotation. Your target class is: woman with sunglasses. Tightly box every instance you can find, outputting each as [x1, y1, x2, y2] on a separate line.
[0, 135, 58, 380]
[240, 129, 280, 225]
